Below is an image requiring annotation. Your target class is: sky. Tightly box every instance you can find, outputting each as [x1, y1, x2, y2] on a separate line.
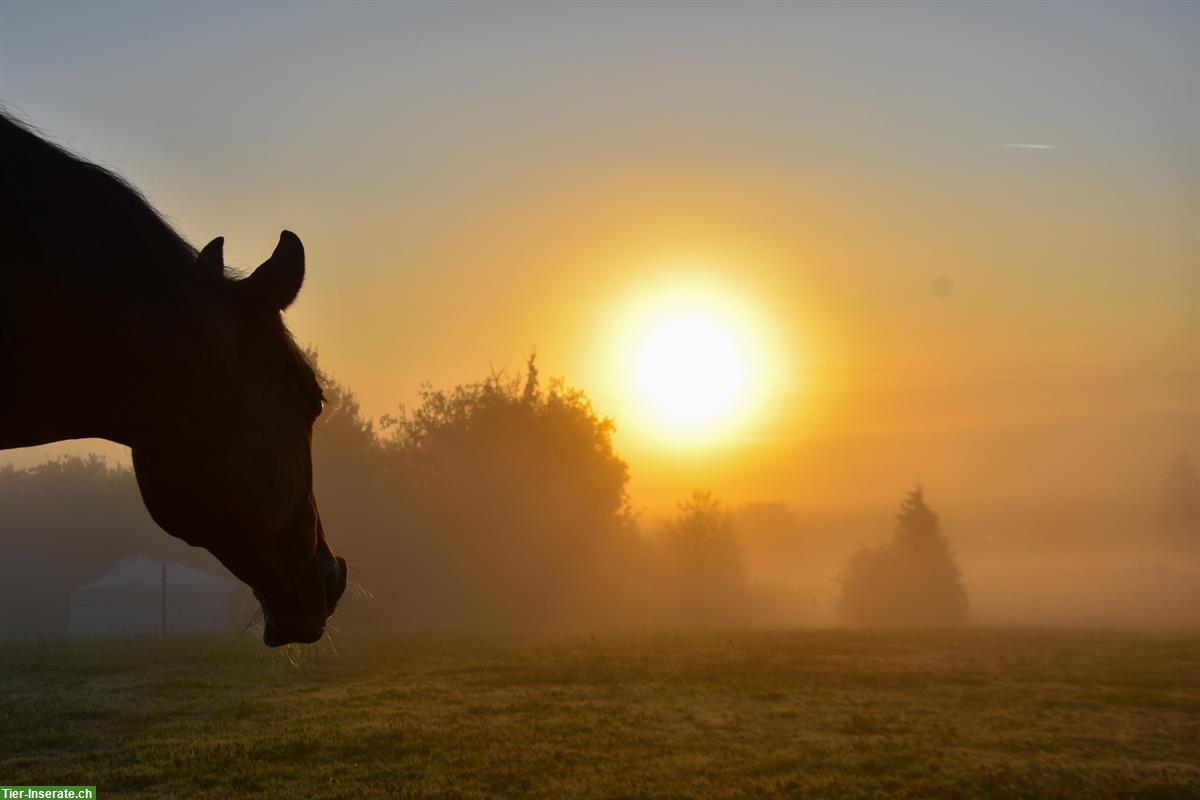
[1, 1, 1197, 514]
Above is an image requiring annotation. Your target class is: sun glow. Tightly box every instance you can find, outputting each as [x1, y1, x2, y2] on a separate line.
[614, 275, 775, 447]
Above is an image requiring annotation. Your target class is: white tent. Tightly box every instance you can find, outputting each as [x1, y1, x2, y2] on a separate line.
[67, 554, 240, 637]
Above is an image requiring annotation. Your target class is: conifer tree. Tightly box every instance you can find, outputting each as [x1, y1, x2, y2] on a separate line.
[837, 486, 968, 627]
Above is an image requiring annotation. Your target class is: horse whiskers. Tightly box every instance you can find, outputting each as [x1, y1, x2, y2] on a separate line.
[280, 644, 302, 670]
[234, 595, 350, 656]
[345, 578, 375, 600]
[237, 608, 265, 639]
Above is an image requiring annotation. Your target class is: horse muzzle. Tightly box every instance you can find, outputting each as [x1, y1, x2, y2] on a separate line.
[258, 552, 348, 647]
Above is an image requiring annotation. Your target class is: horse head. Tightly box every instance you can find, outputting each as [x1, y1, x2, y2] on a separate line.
[131, 231, 347, 646]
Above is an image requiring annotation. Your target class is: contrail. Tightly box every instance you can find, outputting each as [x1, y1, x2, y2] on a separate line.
[1001, 143, 1055, 150]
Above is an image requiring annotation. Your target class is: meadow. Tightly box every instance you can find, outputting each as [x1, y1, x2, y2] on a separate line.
[2, 630, 1198, 799]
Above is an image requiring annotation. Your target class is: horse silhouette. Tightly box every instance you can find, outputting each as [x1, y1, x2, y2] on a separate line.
[0, 111, 346, 646]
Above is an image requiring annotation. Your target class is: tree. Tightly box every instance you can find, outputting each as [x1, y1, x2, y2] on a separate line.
[305, 348, 386, 566]
[660, 490, 749, 627]
[1155, 453, 1200, 556]
[374, 355, 637, 629]
[308, 348, 383, 476]
[837, 486, 967, 627]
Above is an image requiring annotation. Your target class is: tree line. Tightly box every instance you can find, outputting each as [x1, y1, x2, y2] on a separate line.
[1, 354, 1197, 638]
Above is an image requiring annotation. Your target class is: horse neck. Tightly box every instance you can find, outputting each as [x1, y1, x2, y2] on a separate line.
[0, 256, 218, 451]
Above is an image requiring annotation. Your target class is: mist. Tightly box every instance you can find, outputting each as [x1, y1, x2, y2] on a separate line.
[3, 354, 1195, 641]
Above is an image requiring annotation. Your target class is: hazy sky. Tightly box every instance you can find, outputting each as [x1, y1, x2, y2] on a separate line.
[2, 1, 1196, 513]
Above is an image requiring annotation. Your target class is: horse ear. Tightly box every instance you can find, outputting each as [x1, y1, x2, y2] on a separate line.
[241, 231, 305, 311]
[196, 237, 225, 278]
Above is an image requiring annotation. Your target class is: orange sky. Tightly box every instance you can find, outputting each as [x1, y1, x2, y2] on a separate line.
[2, 3, 1196, 515]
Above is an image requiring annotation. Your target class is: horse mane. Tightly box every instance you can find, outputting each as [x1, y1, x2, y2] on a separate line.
[0, 108, 319, 394]
[0, 108, 201, 283]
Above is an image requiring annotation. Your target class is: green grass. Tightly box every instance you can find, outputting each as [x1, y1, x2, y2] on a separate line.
[1, 630, 1198, 799]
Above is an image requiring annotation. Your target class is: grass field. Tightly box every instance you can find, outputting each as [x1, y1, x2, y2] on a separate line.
[1, 630, 1198, 799]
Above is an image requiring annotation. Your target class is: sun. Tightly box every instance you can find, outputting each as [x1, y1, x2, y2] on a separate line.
[613, 279, 773, 446]
[635, 314, 748, 430]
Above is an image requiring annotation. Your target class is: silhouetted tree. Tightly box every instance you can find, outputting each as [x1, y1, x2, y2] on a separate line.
[373, 356, 637, 629]
[660, 491, 749, 627]
[305, 348, 386, 574]
[308, 348, 382, 471]
[1156, 453, 1200, 557]
[2, 350, 837, 636]
[837, 486, 967, 627]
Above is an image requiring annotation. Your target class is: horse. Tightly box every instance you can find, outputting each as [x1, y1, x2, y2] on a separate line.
[0, 111, 347, 646]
